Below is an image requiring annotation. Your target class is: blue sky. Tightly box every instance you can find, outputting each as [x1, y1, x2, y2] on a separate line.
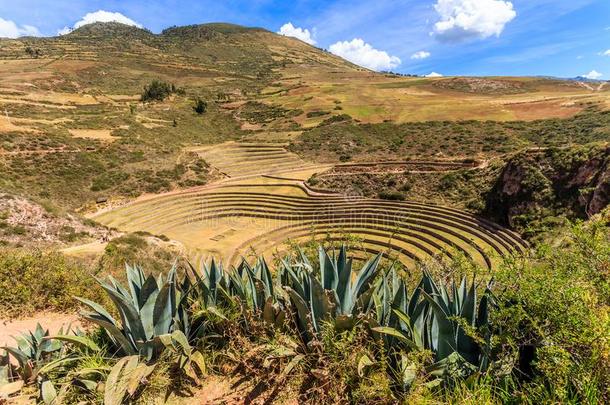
[1, 0, 609, 78]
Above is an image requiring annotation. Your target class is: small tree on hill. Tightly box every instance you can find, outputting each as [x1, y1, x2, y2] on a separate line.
[193, 98, 207, 115]
[141, 80, 174, 102]
[25, 46, 42, 58]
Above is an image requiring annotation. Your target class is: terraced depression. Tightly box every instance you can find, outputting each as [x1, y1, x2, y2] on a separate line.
[93, 142, 527, 269]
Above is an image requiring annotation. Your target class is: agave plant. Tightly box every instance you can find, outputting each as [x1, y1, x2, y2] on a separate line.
[420, 274, 492, 369]
[1, 323, 66, 384]
[368, 268, 425, 350]
[0, 324, 95, 404]
[230, 258, 286, 325]
[374, 273, 493, 380]
[187, 258, 233, 319]
[280, 245, 382, 344]
[76, 263, 190, 360]
[104, 330, 205, 405]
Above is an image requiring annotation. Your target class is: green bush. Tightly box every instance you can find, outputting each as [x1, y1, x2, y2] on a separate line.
[491, 216, 610, 403]
[193, 98, 207, 114]
[97, 233, 177, 278]
[141, 80, 175, 102]
[378, 190, 406, 201]
[306, 110, 330, 118]
[0, 249, 105, 318]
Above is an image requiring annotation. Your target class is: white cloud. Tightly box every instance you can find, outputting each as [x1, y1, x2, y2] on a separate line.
[425, 72, 444, 77]
[411, 51, 431, 60]
[433, 0, 516, 42]
[0, 18, 40, 38]
[583, 70, 603, 80]
[57, 10, 142, 35]
[602, 50, 610, 56]
[277, 22, 316, 45]
[329, 38, 401, 71]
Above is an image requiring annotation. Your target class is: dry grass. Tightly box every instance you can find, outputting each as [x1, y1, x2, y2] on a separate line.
[68, 129, 117, 141]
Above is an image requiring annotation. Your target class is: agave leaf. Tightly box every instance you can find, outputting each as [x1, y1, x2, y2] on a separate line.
[319, 246, 338, 291]
[75, 297, 118, 326]
[286, 287, 313, 342]
[81, 313, 136, 355]
[104, 356, 138, 405]
[40, 378, 57, 405]
[126, 264, 143, 309]
[353, 285, 376, 316]
[153, 282, 173, 336]
[38, 356, 82, 375]
[99, 284, 146, 342]
[258, 258, 274, 299]
[336, 257, 353, 313]
[190, 350, 206, 375]
[357, 354, 374, 377]
[392, 279, 407, 313]
[372, 327, 419, 351]
[126, 363, 155, 396]
[476, 289, 490, 329]
[309, 276, 333, 333]
[462, 280, 477, 324]
[297, 247, 313, 271]
[352, 254, 382, 301]
[74, 378, 99, 391]
[169, 331, 190, 354]
[44, 335, 100, 352]
[421, 291, 456, 361]
[139, 276, 159, 309]
[281, 354, 304, 379]
[140, 289, 160, 340]
[1, 347, 29, 369]
[262, 296, 276, 324]
[392, 309, 424, 350]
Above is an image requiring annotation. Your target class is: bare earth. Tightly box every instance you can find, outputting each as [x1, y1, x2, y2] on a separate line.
[0, 312, 80, 347]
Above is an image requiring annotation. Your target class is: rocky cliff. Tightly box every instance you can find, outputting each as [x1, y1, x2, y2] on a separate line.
[486, 144, 609, 230]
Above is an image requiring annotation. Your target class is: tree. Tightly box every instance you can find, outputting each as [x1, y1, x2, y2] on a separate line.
[193, 98, 207, 115]
[141, 80, 174, 102]
[25, 46, 42, 58]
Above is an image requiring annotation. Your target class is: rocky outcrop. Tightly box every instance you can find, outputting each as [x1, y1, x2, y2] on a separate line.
[486, 145, 610, 228]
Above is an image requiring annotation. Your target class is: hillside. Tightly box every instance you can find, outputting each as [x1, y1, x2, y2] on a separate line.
[0, 21, 608, 227]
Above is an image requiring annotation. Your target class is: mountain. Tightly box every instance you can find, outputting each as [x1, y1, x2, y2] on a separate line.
[569, 76, 607, 83]
[1, 22, 358, 95]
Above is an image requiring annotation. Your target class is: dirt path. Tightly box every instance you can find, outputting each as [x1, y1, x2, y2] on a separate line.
[0, 312, 80, 347]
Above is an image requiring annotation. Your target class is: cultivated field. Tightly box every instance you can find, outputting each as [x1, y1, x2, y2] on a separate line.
[93, 143, 526, 269]
[258, 68, 610, 126]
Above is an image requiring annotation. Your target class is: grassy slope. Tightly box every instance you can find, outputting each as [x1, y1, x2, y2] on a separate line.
[0, 23, 363, 210]
[290, 107, 610, 162]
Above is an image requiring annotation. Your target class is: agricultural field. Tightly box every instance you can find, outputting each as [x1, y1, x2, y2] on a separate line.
[93, 143, 526, 271]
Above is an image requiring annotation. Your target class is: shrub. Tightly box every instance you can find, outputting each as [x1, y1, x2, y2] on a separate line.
[306, 110, 330, 118]
[491, 216, 610, 403]
[378, 190, 406, 201]
[97, 233, 177, 278]
[141, 80, 175, 102]
[0, 249, 105, 318]
[193, 98, 207, 114]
